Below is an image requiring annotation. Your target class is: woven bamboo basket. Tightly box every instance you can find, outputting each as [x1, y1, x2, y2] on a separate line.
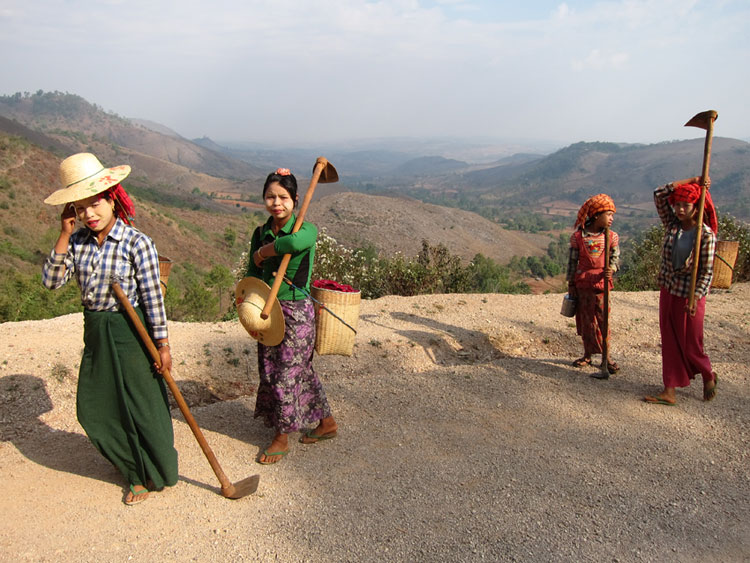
[158, 255, 173, 297]
[712, 240, 739, 289]
[311, 286, 361, 356]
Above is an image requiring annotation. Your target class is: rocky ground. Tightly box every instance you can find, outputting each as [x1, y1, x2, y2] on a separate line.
[1, 285, 749, 562]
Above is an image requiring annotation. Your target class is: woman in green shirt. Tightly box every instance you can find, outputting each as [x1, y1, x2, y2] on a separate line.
[246, 168, 338, 464]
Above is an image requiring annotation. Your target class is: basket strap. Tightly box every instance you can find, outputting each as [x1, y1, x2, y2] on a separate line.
[714, 253, 735, 271]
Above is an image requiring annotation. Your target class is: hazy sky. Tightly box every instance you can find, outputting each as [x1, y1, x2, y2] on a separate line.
[2, 0, 748, 146]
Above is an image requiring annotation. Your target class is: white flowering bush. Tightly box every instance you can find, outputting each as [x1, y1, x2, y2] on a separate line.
[231, 227, 532, 300]
[313, 229, 474, 298]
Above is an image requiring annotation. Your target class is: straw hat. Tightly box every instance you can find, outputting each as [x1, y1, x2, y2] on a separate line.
[235, 277, 285, 346]
[44, 153, 131, 205]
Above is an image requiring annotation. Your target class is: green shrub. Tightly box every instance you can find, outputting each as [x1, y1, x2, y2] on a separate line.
[0, 272, 81, 322]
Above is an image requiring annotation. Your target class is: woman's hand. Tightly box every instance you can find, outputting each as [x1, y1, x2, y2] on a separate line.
[685, 299, 698, 317]
[61, 203, 77, 235]
[253, 244, 275, 267]
[53, 203, 77, 254]
[253, 248, 264, 267]
[155, 345, 172, 374]
[674, 176, 710, 189]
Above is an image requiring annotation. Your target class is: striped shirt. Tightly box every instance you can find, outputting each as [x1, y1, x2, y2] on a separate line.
[42, 218, 168, 340]
[654, 183, 716, 299]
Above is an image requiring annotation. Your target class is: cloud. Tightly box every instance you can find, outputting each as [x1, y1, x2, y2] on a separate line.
[571, 49, 630, 72]
[1, 0, 748, 144]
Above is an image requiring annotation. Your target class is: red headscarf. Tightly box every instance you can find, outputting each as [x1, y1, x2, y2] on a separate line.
[575, 194, 616, 229]
[668, 183, 718, 234]
[103, 184, 136, 226]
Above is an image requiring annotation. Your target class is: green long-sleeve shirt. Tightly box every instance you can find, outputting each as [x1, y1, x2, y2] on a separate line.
[245, 214, 317, 301]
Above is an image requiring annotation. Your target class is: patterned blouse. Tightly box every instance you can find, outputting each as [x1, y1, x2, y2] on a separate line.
[42, 218, 168, 340]
[654, 183, 716, 299]
[566, 229, 620, 283]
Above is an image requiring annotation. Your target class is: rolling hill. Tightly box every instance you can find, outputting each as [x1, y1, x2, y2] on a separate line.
[0, 91, 266, 194]
[306, 192, 550, 264]
[421, 138, 750, 219]
[0, 135, 261, 279]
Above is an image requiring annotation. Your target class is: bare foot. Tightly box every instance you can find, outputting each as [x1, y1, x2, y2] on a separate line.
[703, 374, 718, 402]
[258, 434, 289, 464]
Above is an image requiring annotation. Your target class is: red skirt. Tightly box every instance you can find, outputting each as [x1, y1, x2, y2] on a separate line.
[658, 288, 713, 388]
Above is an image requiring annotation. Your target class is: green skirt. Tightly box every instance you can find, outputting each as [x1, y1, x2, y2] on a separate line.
[77, 309, 178, 489]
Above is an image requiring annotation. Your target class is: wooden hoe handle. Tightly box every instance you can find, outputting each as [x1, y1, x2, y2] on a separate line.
[111, 282, 235, 493]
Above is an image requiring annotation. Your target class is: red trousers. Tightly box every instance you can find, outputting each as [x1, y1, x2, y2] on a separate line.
[659, 288, 713, 388]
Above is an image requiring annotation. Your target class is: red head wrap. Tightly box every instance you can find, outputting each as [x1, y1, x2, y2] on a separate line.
[668, 183, 718, 234]
[575, 194, 616, 229]
[104, 184, 136, 226]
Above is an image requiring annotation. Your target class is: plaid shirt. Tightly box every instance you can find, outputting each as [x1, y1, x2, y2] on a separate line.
[654, 183, 716, 299]
[42, 218, 168, 340]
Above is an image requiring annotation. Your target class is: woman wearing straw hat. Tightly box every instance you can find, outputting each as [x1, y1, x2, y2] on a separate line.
[243, 168, 337, 465]
[42, 153, 178, 505]
[644, 177, 718, 406]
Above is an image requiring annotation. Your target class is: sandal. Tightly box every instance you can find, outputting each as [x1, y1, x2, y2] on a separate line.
[607, 361, 620, 374]
[124, 484, 149, 506]
[299, 429, 338, 444]
[572, 357, 591, 367]
[257, 449, 289, 465]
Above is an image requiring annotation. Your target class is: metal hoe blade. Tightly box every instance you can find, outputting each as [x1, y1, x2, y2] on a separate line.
[685, 110, 718, 130]
[222, 474, 261, 499]
[317, 159, 339, 183]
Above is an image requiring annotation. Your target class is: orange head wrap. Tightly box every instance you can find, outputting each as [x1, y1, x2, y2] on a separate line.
[668, 183, 718, 234]
[575, 194, 616, 229]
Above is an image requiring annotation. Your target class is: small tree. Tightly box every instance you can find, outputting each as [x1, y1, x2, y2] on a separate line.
[205, 264, 235, 315]
[223, 227, 237, 247]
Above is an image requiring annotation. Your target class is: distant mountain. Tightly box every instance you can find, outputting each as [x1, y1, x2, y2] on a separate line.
[0, 115, 69, 155]
[391, 156, 469, 177]
[130, 118, 183, 138]
[0, 92, 266, 190]
[423, 139, 750, 219]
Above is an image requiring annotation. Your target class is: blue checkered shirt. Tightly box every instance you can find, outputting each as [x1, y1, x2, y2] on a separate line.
[42, 218, 168, 340]
[654, 183, 716, 299]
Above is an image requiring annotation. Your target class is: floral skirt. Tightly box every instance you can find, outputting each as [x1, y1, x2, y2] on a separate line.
[574, 288, 610, 356]
[255, 298, 332, 434]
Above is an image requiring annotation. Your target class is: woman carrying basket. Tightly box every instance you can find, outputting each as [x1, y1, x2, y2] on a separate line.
[245, 168, 338, 465]
[42, 153, 178, 505]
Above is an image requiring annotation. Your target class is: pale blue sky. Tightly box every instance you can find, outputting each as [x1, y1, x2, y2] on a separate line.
[1, 0, 748, 147]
